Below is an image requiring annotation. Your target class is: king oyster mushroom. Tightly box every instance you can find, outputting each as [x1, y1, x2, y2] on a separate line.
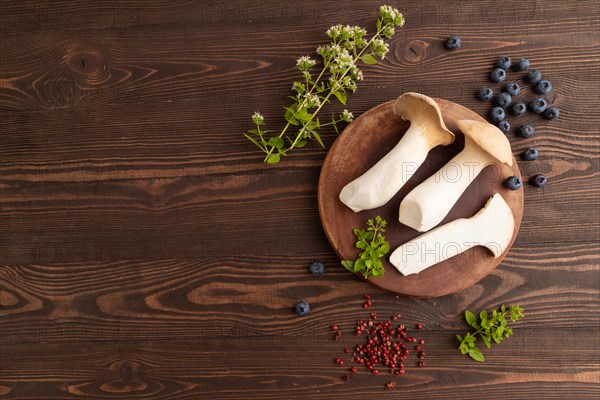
[399, 119, 514, 232]
[391, 193, 514, 275]
[340, 93, 455, 212]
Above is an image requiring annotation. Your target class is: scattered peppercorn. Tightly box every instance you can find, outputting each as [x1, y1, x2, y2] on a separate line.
[332, 295, 427, 385]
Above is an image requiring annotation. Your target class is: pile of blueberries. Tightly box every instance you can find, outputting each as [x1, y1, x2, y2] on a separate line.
[478, 56, 553, 189]
[445, 37, 550, 189]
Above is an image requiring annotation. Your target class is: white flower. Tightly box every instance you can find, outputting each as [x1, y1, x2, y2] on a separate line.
[349, 66, 363, 81]
[252, 112, 264, 125]
[303, 93, 321, 108]
[341, 109, 354, 122]
[296, 55, 316, 71]
[372, 38, 389, 58]
[352, 26, 367, 37]
[326, 24, 342, 39]
[379, 5, 404, 27]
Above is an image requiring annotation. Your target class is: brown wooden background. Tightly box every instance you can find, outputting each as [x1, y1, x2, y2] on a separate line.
[1, 1, 599, 398]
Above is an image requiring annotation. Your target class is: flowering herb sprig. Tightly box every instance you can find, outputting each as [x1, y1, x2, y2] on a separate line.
[246, 6, 405, 163]
[457, 305, 524, 362]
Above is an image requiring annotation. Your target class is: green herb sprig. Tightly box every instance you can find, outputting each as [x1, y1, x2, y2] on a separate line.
[246, 5, 405, 163]
[341, 216, 390, 278]
[457, 305, 524, 362]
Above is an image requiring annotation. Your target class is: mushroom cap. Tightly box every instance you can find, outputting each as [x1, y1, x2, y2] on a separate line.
[393, 92, 455, 146]
[456, 119, 514, 166]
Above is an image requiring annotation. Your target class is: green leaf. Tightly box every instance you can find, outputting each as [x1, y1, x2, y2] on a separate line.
[293, 139, 308, 148]
[377, 19, 382, 31]
[354, 258, 367, 271]
[296, 108, 312, 123]
[266, 153, 280, 164]
[244, 133, 264, 151]
[465, 310, 477, 327]
[268, 137, 284, 149]
[482, 335, 491, 349]
[356, 241, 367, 250]
[459, 343, 469, 355]
[333, 90, 347, 105]
[479, 310, 488, 320]
[379, 242, 390, 255]
[331, 114, 340, 134]
[360, 54, 377, 64]
[465, 333, 476, 345]
[456, 334, 463, 342]
[311, 129, 325, 148]
[468, 347, 485, 362]
[341, 260, 354, 272]
[284, 105, 296, 119]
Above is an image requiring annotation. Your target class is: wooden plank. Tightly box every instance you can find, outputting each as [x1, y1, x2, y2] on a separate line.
[1, 158, 598, 266]
[0, 11, 598, 113]
[1, 1, 599, 399]
[1, 241, 598, 343]
[1, 332, 599, 399]
[0, 0, 597, 34]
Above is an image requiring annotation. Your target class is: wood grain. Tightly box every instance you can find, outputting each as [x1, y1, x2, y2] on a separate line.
[0, 333, 598, 399]
[1, 0, 599, 399]
[1, 241, 598, 344]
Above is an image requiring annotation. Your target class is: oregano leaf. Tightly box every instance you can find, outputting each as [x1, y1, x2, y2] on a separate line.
[465, 310, 477, 326]
[468, 347, 485, 362]
[361, 54, 377, 64]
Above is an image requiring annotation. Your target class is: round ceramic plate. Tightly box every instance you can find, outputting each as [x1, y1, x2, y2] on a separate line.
[318, 98, 523, 297]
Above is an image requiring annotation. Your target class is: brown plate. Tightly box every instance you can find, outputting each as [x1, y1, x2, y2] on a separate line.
[318, 98, 523, 297]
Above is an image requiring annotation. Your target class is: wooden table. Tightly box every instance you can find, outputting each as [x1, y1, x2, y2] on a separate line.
[1, 1, 599, 398]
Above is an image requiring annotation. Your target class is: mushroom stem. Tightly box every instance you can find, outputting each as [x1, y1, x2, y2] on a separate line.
[399, 146, 491, 232]
[340, 93, 455, 213]
[339, 124, 432, 212]
[399, 119, 514, 232]
[390, 193, 514, 276]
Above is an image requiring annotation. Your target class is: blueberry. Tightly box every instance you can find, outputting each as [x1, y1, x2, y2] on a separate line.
[497, 120, 511, 133]
[489, 107, 506, 123]
[294, 300, 310, 316]
[445, 35, 461, 50]
[477, 87, 494, 101]
[512, 58, 530, 71]
[505, 176, 523, 190]
[495, 92, 512, 108]
[544, 106, 560, 120]
[510, 102, 527, 116]
[496, 56, 512, 69]
[517, 124, 535, 138]
[525, 70, 542, 84]
[309, 260, 325, 275]
[530, 174, 548, 188]
[490, 68, 507, 83]
[505, 82, 520, 96]
[529, 98, 548, 114]
[521, 147, 539, 161]
[535, 80, 552, 94]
